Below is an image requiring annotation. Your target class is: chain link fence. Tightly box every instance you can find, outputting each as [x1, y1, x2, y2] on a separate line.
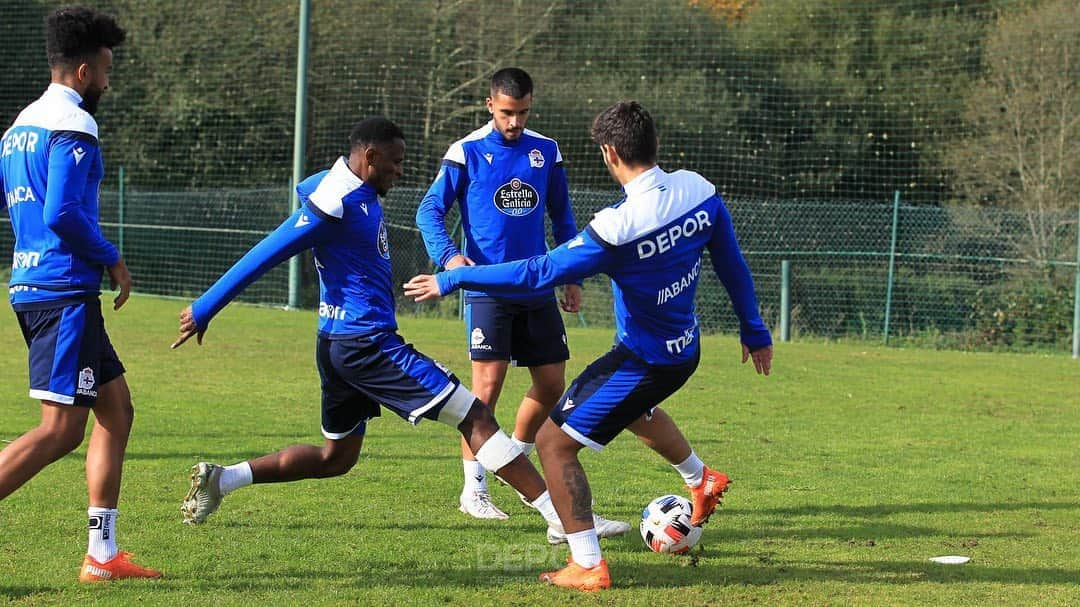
[2, 0, 1078, 353]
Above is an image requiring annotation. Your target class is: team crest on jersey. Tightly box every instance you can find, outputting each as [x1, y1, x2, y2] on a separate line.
[377, 220, 390, 259]
[528, 149, 545, 168]
[493, 178, 539, 217]
[77, 367, 96, 397]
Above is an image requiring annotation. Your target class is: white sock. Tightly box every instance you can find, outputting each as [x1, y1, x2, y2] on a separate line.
[673, 452, 706, 488]
[87, 507, 118, 563]
[511, 435, 535, 457]
[530, 490, 563, 528]
[220, 462, 253, 495]
[463, 459, 488, 493]
[566, 528, 602, 569]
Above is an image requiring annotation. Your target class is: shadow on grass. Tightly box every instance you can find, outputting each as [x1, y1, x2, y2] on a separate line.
[161, 556, 1079, 590]
[0, 585, 64, 601]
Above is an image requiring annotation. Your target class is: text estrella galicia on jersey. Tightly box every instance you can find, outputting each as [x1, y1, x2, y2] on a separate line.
[493, 177, 539, 217]
[528, 148, 544, 168]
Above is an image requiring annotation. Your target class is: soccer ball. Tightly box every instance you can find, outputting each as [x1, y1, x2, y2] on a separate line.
[640, 494, 702, 554]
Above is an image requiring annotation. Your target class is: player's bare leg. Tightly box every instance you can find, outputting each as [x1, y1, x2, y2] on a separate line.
[514, 362, 565, 446]
[535, 419, 610, 590]
[86, 376, 134, 508]
[627, 407, 730, 526]
[0, 402, 88, 500]
[79, 375, 160, 581]
[182, 435, 364, 525]
[248, 435, 364, 482]
[459, 359, 511, 519]
[457, 400, 546, 500]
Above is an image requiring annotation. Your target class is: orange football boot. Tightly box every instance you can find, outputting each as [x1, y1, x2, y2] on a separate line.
[539, 557, 611, 591]
[688, 467, 731, 526]
[79, 551, 162, 582]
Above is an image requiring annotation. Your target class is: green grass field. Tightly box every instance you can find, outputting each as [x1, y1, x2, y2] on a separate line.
[1, 295, 1077, 606]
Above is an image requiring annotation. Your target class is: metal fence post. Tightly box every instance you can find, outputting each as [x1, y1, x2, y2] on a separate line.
[780, 259, 791, 342]
[883, 191, 900, 345]
[117, 165, 125, 256]
[287, 0, 311, 309]
[1073, 204, 1079, 359]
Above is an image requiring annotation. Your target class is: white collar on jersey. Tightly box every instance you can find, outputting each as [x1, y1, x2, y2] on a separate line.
[331, 156, 365, 189]
[45, 83, 85, 106]
[622, 165, 666, 196]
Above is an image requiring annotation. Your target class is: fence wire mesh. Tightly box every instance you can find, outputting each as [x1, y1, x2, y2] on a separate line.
[2, 0, 1077, 352]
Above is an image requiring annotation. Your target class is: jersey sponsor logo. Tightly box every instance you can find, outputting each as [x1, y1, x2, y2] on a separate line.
[294, 213, 311, 228]
[470, 327, 493, 351]
[77, 367, 97, 398]
[665, 324, 698, 355]
[377, 220, 390, 259]
[637, 210, 712, 260]
[493, 177, 539, 217]
[319, 301, 346, 320]
[657, 259, 701, 305]
[483, 153, 494, 165]
[12, 251, 41, 269]
[528, 148, 545, 168]
[567, 235, 585, 249]
[0, 130, 39, 157]
[73, 146, 86, 165]
[5, 186, 37, 206]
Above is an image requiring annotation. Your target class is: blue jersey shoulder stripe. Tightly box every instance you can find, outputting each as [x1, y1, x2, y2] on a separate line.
[49, 130, 99, 145]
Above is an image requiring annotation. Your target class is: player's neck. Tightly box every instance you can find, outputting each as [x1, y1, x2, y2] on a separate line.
[613, 163, 655, 187]
[50, 71, 86, 99]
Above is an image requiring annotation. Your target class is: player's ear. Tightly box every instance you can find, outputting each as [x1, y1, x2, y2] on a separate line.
[485, 97, 493, 114]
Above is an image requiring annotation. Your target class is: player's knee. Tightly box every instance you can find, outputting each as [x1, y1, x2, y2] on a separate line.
[319, 447, 360, 477]
[460, 400, 499, 435]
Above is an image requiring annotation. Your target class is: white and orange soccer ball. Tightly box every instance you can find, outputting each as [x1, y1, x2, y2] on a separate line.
[640, 494, 703, 554]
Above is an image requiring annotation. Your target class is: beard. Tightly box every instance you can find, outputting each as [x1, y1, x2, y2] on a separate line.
[81, 85, 104, 115]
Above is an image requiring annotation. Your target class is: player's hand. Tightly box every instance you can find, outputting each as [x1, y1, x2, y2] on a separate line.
[403, 274, 444, 302]
[560, 284, 582, 313]
[107, 258, 132, 310]
[742, 343, 772, 376]
[444, 254, 475, 270]
[172, 305, 205, 348]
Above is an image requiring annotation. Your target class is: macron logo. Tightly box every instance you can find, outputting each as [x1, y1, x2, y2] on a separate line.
[483, 153, 494, 165]
[567, 236, 585, 249]
[72, 147, 86, 165]
[294, 213, 311, 228]
[562, 399, 574, 411]
[360, 203, 368, 216]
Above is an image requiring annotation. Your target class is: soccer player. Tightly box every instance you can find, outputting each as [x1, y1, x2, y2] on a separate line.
[0, 6, 161, 582]
[416, 68, 626, 540]
[173, 118, 570, 550]
[404, 101, 774, 591]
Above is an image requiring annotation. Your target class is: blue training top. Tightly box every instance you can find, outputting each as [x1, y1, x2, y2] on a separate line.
[3, 84, 119, 309]
[192, 157, 397, 338]
[416, 122, 578, 301]
[437, 166, 772, 365]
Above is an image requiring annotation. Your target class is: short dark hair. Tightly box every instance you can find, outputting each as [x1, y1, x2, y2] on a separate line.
[349, 117, 405, 149]
[590, 101, 658, 167]
[46, 6, 126, 69]
[490, 67, 533, 99]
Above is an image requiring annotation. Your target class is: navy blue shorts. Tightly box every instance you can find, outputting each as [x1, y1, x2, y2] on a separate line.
[15, 298, 125, 407]
[464, 296, 569, 367]
[550, 344, 699, 451]
[316, 332, 476, 439]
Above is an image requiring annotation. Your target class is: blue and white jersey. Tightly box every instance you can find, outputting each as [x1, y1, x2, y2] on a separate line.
[191, 157, 397, 338]
[416, 122, 578, 301]
[437, 166, 772, 365]
[3, 84, 119, 308]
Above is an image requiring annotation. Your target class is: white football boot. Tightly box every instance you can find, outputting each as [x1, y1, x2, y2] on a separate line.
[459, 490, 510, 520]
[181, 462, 224, 524]
[546, 513, 632, 545]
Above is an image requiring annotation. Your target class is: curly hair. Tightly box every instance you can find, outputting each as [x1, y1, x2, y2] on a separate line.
[46, 6, 126, 69]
